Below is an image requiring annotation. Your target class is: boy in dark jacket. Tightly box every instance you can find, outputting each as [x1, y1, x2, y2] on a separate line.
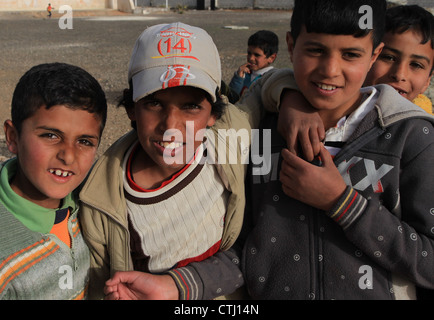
[241, 0, 434, 299]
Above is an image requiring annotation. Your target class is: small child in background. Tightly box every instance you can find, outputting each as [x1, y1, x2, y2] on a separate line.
[229, 30, 278, 99]
[47, 3, 54, 18]
[0, 62, 107, 299]
[364, 5, 434, 114]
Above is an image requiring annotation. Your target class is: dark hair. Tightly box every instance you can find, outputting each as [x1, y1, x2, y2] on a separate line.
[118, 83, 226, 130]
[290, 0, 386, 51]
[11, 62, 107, 135]
[386, 5, 434, 50]
[248, 30, 279, 57]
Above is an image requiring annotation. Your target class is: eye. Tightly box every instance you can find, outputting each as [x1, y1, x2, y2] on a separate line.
[410, 61, 425, 70]
[78, 138, 96, 147]
[343, 51, 361, 60]
[40, 132, 59, 140]
[147, 101, 161, 107]
[379, 53, 396, 63]
[306, 47, 324, 55]
[182, 103, 203, 111]
[140, 99, 162, 110]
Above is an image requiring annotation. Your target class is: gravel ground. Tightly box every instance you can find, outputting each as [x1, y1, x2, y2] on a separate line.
[0, 8, 294, 160]
[0, 8, 433, 161]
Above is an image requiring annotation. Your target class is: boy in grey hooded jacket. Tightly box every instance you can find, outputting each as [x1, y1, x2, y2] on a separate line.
[241, 0, 434, 299]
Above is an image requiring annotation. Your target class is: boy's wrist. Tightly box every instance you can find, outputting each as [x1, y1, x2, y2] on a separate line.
[326, 186, 367, 230]
[166, 267, 203, 300]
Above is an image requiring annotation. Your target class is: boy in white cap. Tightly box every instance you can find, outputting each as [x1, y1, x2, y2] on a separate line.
[79, 22, 273, 300]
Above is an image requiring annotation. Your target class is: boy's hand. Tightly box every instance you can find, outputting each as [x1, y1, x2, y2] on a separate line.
[104, 271, 179, 300]
[278, 90, 325, 162]
[237, 63, 251, 77]
[279, 145, 346, 212]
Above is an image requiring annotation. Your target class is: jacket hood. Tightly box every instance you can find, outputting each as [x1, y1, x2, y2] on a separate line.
[374, 84, 434, 128]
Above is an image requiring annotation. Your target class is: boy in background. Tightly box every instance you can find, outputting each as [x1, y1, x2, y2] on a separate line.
[364, 5, 434, 114]
[229, 30, 279, 99]
[242, 0, 434, 299]
[0, 62, 107, 299]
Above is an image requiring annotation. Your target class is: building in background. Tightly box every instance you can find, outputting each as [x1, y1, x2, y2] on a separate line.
[0, 0, 431, 12]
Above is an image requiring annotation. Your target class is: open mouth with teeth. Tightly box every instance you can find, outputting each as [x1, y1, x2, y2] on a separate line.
[315, 83, 338, 91]
[158, 141, 184, 149]
[49, 169, 73, 177]
[391, 86, 408, 96]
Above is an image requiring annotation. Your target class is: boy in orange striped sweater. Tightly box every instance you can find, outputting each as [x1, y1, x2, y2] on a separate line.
[0, 63, 107, 299]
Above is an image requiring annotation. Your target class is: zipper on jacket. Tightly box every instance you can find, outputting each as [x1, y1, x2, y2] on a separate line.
[308, 211, 319, 300]
[315, 212, 326, 300]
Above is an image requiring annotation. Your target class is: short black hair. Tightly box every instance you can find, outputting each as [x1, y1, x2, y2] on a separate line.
[386, 5, 434, 50]
[118, 83, 226, 130]
[248, 30, 279, 57]
[11, 62, 107, 136]
[290, 0, 386, 51]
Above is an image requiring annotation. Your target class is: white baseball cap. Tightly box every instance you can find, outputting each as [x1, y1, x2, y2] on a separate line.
[128, 22, 222, 102]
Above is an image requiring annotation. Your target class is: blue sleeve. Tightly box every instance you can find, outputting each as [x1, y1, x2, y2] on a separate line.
[228, 73, 245, 96]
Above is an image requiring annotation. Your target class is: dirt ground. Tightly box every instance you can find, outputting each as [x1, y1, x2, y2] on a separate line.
[0, 8, 433, 161]
[0, 8, 295, 160]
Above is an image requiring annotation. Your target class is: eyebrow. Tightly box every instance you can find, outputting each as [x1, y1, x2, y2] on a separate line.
[383, 46, 432, 64]
[303, 40, 367, 53]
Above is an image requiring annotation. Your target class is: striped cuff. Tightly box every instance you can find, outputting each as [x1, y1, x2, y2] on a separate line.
[167, 267, 203, 300]
[327, 186, 367, 229]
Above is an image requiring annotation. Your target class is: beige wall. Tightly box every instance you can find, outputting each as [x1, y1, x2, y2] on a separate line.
[0, 0, 111, 11]
[117, 0, 133, 12]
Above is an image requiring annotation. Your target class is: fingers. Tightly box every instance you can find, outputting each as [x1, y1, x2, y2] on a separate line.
[298, 129, 315, 162]
[104, 289, 120, 300]
[317, 122, 326, 143]
[310, 127, 325, 159]
[280, 149, 304, 198]
[104, 281, 122, 300]
[281, 148, 297, 165]
[284, 127, 300, 157]
[280, 122, 325, 162]
[280, 148, 305, 176]
[318, 143, 333, 167]
[237, 63, 251, 77]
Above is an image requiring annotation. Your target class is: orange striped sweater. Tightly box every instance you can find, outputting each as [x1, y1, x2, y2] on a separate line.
[0, 204, 90, 299]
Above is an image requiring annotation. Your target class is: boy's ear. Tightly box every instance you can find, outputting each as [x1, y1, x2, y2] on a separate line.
[369, 42, 385, 69]
[286, 31, 295, 63]
[268, 53, 277, 64]
[207, 113, 217, 128]
[4, 120, 19, 155]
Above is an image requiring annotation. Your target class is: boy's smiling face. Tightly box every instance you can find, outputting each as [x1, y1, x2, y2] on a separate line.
[364, 30, 434, 102]
[247, 45, 276, 72]
[287, 26, 383, 127]
[128, 86, 217, 179]
[5, 105, 101, 209]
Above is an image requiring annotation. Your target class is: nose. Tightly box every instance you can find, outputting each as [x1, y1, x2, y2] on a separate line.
[319, 54, 341, 78]
[57, 143, 75, 165]
[159, 106, 182, 133]
[390, 62, 407, 82]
